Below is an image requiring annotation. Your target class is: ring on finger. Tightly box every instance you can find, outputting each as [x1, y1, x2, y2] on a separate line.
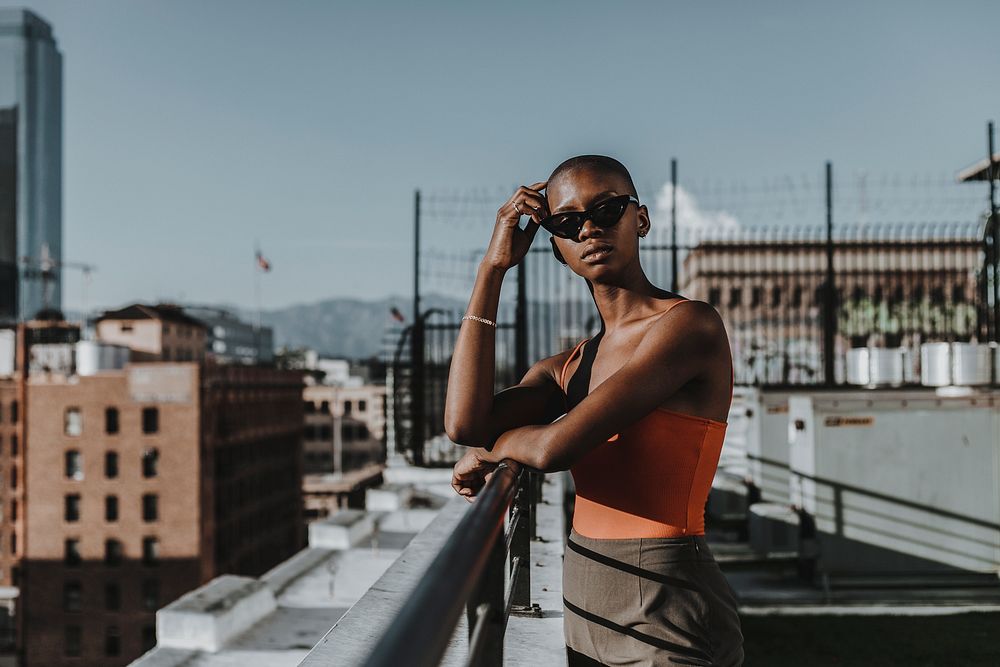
[513, 201, 522, 214]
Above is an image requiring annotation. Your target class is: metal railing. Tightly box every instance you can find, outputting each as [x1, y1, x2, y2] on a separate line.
[361, 463, 542, 667]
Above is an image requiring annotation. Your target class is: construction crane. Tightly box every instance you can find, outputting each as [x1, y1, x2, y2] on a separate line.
[18, 242, 96, 320]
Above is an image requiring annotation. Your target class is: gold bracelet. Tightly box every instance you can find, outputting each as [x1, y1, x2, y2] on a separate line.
[461, 314, 496, 327]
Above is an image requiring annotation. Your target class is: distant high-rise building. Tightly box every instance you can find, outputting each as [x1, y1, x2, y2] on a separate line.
[0, 9, 62, 322]
[182, 305, 275, 365]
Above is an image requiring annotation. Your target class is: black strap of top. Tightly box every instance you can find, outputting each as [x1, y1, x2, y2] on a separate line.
[565, 321, 605, 412]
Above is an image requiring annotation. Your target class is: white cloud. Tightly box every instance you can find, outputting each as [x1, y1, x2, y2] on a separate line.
[651, 183, 741, 237]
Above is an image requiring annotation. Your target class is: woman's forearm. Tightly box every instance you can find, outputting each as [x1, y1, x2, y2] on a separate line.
[443, 261, 507, 443]
[480, 424, 558, 471]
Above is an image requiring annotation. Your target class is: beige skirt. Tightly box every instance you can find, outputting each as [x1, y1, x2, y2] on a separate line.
[563, 528, 744, 666]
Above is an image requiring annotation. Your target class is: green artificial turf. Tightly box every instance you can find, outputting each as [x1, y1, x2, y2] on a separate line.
[740, 612, 1000, 666]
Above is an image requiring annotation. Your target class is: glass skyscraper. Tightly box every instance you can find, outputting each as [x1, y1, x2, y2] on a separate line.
[0, 9, 62, 322]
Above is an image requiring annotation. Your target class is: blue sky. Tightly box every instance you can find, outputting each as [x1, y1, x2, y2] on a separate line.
[4, 0, 999, 312]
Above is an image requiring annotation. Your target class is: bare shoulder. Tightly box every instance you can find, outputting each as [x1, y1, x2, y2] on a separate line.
[643, 298, 728, 358]
[659, 298, 725, 332]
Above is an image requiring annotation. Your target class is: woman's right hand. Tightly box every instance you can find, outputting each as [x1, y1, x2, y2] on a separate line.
[481, 181, 550, 272]
[451, 447, 521, 503]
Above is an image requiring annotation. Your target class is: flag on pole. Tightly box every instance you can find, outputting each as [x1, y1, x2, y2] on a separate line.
[256, 250, 271, 272]
[389, 306, 405, 322]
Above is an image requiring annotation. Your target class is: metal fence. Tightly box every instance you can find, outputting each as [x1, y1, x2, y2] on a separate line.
[394, 164, 999, 464]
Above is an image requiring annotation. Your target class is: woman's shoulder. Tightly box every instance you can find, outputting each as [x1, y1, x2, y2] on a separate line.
[652, 297, 721, 328]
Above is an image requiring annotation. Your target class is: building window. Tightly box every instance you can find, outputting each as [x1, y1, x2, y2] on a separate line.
[9, 533, 14, 556]
[105, 626, 121, 657]
[142, 407, 159, 434]
[63, 581, 82, 612]
[11, 500, 17, 521]
[64, 539, 82, 567]
[303, 401, 315, 414]
[105, 539, 123, 566]
[64, 407, 82, 436]
[65, 625, 82, 657]
[771, 285, 782, 307]
[343, 400, 352, 415]
[319, 425, 332, 440]
[142, 537, 159, 566]
[750, 286, 763, 308]
[105, 581, 121, 611]
[142, 494, 158, 522]
[359, 424, 369, 439]
[10, 400, 16, 423]
[65, 494, 81, 522]
[304, 425, 316, 441]
[142, 578, 160, 611]
[10, 464, 15, 489]
[105, 407, 120, 434]
[142, 448, 159, 478]
[105, 495, 119, 522]
[358, 399, 367, 412]
[65, 450, 83, 480]
[120, 323, 133, 332]
[728, 287, 742, 308]
[142, 625, 157, 651]
[105, 451, 119, 479]
[708, 287, 721, 307]
[341, 423, 354, 440]
[319, 400, 330, 414]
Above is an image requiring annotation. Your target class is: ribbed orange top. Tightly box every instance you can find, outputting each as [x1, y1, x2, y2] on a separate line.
[559, 299, 733, 539]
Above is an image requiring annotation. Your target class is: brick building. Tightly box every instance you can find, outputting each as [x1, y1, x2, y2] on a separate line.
[17, 326, 304, 666]
[95, 303, 208, 363]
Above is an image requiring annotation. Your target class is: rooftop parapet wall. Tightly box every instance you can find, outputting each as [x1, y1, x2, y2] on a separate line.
[155, 575, 278, 652]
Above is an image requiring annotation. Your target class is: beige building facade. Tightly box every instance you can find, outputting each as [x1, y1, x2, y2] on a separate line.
[678, 237, 983, 384]
[96, 304, 207, 363]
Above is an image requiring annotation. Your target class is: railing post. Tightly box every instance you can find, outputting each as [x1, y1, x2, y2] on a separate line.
[466, 526, 505, 667]
[510, 470, 541, 617]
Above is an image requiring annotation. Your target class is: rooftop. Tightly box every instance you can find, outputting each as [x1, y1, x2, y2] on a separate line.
[97, 303, 208, 330]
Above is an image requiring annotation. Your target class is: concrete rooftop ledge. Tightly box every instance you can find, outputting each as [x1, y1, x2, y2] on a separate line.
[155, 575, 278, 652]
[365, 482, 414, 511]
[262, 547, 336, 596]
[308, 508, 376, 549]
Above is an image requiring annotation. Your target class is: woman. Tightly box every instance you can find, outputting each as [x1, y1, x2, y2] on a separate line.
[445, 155, 744, 666]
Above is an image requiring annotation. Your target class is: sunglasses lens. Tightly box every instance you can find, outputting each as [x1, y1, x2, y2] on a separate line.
[543, 213, 582, 239]
[591, 197, 629, 227]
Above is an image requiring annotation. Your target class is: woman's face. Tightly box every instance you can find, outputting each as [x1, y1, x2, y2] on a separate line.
[544, 167, 649, 277]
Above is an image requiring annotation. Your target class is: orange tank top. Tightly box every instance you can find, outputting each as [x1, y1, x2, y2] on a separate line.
[558, 298, 734, 539]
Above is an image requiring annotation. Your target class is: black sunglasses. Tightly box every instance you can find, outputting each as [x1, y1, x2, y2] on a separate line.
[538, 194, 640, 242]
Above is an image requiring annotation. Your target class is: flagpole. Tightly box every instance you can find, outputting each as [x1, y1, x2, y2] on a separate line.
[254, 241, 262, 360]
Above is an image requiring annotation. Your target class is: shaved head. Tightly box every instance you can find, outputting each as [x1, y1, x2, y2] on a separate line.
[547, 155, 638, 198]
